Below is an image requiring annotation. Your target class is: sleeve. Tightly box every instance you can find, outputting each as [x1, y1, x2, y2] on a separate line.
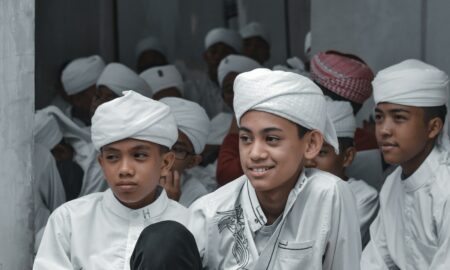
[33, 206, 73, 270]
[322, 181, 362, 270]
[358, 187, 379, 246]
[188, 199, 210, 268]
[216, 133, 243, 186]
[40, 152, 66, 211]
[429, 196, 450, 269]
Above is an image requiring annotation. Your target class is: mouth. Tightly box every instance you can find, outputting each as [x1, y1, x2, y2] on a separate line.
[247, 166, 275, 178]
[116, 182, 138, 192]
[380, 142, 399, 152]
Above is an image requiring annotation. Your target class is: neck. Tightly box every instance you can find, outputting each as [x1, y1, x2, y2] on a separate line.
[118, 189, 157, 210]
[401, 141, 435, 178]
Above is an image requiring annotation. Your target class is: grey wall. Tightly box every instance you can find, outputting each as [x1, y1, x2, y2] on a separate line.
[286, 0, 311, 63]
[0, 0, 35, 269]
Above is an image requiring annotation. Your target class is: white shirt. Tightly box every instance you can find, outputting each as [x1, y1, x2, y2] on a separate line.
[347, 177, 379, 246]
[179, 172, 209, 207]
[189, 168, 362, 270]
[186, 161, 218, 193]
[34, 187, 190, 270]
[361, 147, 450, 269]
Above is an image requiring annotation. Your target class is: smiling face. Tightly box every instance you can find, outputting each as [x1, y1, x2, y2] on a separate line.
[98, 138, 174, 209]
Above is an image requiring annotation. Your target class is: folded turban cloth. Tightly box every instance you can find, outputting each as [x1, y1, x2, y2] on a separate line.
[217, 54, 261, 87]
[91, 90, 178, 150]
[327, 100, 356, 139]
[239, 22, 270, 45]
[160, 97, 210, 154]
[234, 68, 339, 153]
[34, 110, 63, 150]
[140, 65, 184, 96]
[204, 27, 242, 53]
[373, 59, 450, 150]
[310, 51, 374, 104]
[96, 63, 152, 98]
[61, 55, 105, 95]
[207, 112, 233, 145]
[135, 36, 167, 59]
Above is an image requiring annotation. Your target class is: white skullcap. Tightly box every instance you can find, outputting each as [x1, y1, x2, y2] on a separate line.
[96, 63, 152, 98]
[218, 54, 261, 87]
[204, 27, 242, 53]
[160, 97, 210, 154]
[207, 112, 233, 145]
[135, 36, 166, 59]
[234, 68, 339, 153]
[239, 22, 270, 44]
[140, 65, 184, 96]
[91, 91, 178, 150]
[327, 100, 356, 139]
[61, 55, 105, 95]
[373, 59, 450, 150]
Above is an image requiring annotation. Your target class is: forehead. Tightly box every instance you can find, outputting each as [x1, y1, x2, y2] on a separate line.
[375, 102, 422, 114]
[240, 110, 297, 132]
[174, 130, 194, 150]
[102, 138, 158, 151]
[207, 42, 235, 53]
[243, 36, 269, 48]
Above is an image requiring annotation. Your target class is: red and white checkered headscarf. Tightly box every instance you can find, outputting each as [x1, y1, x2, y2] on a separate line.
[310, 51, 374, 104]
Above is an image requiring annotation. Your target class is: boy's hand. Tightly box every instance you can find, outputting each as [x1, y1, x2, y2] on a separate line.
[160, 170, 181, 201]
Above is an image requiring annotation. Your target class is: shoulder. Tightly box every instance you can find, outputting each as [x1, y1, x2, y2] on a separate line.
[53, 192, 105, 217]
[348, 178, 378, 201]
[303, 168, 346, 193]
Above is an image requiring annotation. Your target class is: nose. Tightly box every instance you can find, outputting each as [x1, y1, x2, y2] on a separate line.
[304, 158, 317, 168]
[119, 157, 135, 178]
[377, 119, 393, 139]
[248, 140, 268, 161]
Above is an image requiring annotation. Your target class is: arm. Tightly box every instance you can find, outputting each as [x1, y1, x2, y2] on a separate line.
[358, 188, 379, 245]
[216, 132, 243, 186]
[188, 199, 209, 268]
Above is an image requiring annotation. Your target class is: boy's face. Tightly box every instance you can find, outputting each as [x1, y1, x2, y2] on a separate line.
[221, 72, 238, 109]
[69, 84, 97, 125]
[243, 36, 270, 65]
[98, 138, 174, 209]
[137, 50, 168, 73]
[375, 103, 432, 166]
[171, 131, 201, 174]
[90, 85, 119, 117]
[239, 110, 321, 193]
[203, 42, 236, 83]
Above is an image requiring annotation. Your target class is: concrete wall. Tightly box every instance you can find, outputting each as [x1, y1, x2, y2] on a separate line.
[286, 0, 311, 63]
[0, 0, 35, 269]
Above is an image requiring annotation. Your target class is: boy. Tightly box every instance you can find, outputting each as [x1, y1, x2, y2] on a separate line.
[34, 91, 189, 269]
[189, 68, 361, 269]
[361, 59, 450, 269]
[159, 97, 211, 207]
[140, 65, 184, 100]
[305, 100, 378, 246]
[240, 22, 271, 65]
[135, 36, 168, 72]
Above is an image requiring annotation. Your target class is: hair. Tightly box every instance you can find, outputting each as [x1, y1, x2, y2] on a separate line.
[297, 124, 311, 138]
[158, 145, 170, 154]
[423, 105, 447, 125]
[319, 85, 363, 114]
[337, 137, 354, 154]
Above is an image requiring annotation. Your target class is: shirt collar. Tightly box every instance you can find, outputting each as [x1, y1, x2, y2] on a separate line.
[402, 146, 442, 192]
[103, 186, 169, 221]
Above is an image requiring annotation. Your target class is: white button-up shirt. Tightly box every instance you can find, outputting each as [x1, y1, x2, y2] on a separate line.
[189, 168, 362, 270]
[361, 147, 450, 269]
[179, 172, 209, 207]
[34, 187, 190, 270]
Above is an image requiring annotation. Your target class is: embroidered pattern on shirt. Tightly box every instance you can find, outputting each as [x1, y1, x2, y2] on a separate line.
[217, 205, 249, 269]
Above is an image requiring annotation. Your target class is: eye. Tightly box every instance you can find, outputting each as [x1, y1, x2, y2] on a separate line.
[105, 154, 119, 162]
[394, 114, 407, 122]
[374, 113, 383, 123]
[134, 152, 148, 160]
[266, 136, 280, 144]
[239, 134, 252, 144]
[319, 149, 328, 156]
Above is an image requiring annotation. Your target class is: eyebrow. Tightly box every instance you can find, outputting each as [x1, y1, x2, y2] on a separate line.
[239, 126, 283, 134]
[102, 144, 151, 152]
[375, 108, 410, 114]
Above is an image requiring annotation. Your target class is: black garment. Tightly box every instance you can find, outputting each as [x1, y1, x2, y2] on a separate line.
[130, 221, 202, 270]
[56, 159, 83, 201]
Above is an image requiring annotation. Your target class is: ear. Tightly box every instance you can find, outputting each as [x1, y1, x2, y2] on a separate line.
[97, 152, 104, 167]
[342, 146, 356, 168]
[187, 154, 203, 169]
[160, 151, 176, 177]
[427, 117, 444, 140]
[303, 130, 324, 160]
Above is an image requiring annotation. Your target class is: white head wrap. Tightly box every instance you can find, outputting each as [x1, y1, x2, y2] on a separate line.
[135, 36, 166, 59]
[373, 59, 450, 150]
[34, 110, 63, 149]
[91, 91, 178, 150]
[160, 97, 210, 154]
[96, 63, 152, 98]
[234, 68, 339, 153]
[204, 27, 242, 53]
[327, 100, 356, 139]
[61, 55, 105, 95]
[140, 65, 184, 96]
[239, 22, 270, 45]
[217, 54, 261, 87]
[207, 112, 233, 145]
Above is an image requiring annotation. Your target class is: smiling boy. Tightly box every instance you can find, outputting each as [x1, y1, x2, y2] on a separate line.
[361, 59, 450, 269]
[34, 91, 190, 270]
[189, 68, 361, 269]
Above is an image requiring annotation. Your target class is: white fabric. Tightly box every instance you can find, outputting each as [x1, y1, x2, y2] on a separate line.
[234, 68, 339, 153]
[188, 168, 361, 269]
[361, 147, 450, 269]
[272, 57, 310, 77]
[160, 97, 210, 154]
[373, 59, 450, 151]
[179, 172, 209, 207]
[96, 63, 152, 98]
[347, 149, 385, 192]
[34, 110, 64, 149]
[186, 161, 218, 192]
[327, 100, 356, 138]
[304, 31, 312, 60]
[34, 188, 189, 270]
[61, 55, 105, 95]
[140, 65, 184, 96]
[239, 22, 270, 44]
[135, 36, 166, 59]
[347, 177, 378, 247]
[204, 27, 241, 52]
[207, 112, 233, 145]
[217, 54, 261, 87]
[91, 90, 178, 150]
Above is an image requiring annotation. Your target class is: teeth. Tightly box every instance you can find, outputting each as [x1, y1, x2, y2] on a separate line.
[253, 168, 269, 172]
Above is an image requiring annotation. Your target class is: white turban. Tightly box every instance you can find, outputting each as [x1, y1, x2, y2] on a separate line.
[204, 27, 242, 53]
[234, 68, 339, 153]
[207, 112, 233, 145]
[239, 22, 270, 44]
[327, 100, 356, 139]
[217, 55, 261, 87]
[91, 91, 178, 150]
[160, 97, 210, 154]
[34, 110, 63, 149]
[140, 65, 184, 96]
[135, 36, 166, 59]
[61, 55, 105, 95]
[96, 63, 152, 98]
[373, 59, 450, 150]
